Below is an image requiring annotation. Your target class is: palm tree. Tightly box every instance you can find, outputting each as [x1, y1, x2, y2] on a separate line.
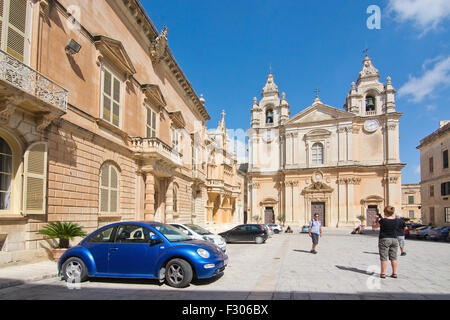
[38, 222, 87, 249]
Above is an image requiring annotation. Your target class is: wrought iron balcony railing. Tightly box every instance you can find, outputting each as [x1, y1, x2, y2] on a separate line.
[0, 50, 68, 112]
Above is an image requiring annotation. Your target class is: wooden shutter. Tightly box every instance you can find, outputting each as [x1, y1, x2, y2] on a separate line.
[6, 0, 27, 62]
[112, 78, 120, 126]
[99, 163, 119, 213]
[102, 69, 112, 122]
[23, 142, 48, 215]
[101, 67, 121, 127]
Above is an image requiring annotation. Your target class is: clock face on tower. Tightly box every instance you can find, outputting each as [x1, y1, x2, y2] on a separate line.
[364, 119, 380, 133]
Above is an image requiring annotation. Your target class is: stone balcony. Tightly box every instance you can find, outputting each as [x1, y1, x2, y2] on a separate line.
[130, 137, 183, 169]
[0, 50, 68, 130]
[192, 168, 206, 183]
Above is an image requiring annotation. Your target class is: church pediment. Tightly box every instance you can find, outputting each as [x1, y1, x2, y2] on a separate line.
[302, 182, 334, 194]
[287, 104, 354, 125]
[94, 35, 136, 76]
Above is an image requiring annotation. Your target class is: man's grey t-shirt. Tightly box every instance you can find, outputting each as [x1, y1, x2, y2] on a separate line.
[309, 220, 321, 234]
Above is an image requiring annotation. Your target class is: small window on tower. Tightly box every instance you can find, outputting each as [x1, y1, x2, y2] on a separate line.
[266, 109, 274, 124]
[365, 96, 376, 112]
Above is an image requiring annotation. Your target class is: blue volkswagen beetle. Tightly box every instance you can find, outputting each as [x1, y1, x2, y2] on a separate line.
[57, 221, 228, 288]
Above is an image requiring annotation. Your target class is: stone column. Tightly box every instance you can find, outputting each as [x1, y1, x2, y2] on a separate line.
[165, 178, 174, 223]
[144, 172, 155, 221]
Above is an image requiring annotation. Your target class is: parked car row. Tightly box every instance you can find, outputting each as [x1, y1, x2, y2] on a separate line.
[57, 221, 289, 289]
[406, 224, 450, 241]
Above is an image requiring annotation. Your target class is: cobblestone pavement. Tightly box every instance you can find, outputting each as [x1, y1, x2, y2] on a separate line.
[0, 228, 449, 300]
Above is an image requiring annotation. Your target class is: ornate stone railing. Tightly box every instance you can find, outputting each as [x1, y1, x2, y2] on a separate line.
[130, 137, 182, 166]
[206, 179, 224, 188]
[0, 50, 68, 112]
[192, 168, 206, 182]
[366, 110, 376, 116]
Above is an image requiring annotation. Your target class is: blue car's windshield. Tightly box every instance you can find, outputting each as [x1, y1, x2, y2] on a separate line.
[154, 224, 192, 242]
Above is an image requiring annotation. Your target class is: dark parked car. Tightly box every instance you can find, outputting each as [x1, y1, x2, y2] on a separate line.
[219, 224, 269, 244]
[405, 223, 423, 238]
[408, 226, 432, 239]
[58, 222, 228, 288]
[428, 226, 450, 241]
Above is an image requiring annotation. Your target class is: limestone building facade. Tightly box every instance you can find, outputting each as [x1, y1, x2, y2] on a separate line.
[0, 0, 210, 264]
[401, 184, 421, 222]
[247, 56, 404, 228]
[417, 121, 450, 226]
[205, 111, 245, 233]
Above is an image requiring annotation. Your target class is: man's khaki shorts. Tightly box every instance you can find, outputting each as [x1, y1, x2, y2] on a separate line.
[378, 238, 399, 261]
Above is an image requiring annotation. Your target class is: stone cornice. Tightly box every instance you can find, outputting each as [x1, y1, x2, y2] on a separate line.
[120, 0, 210, 121]
[417, 122, 450, 150]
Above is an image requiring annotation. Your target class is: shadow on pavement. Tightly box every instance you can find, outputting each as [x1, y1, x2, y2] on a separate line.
[88, 273, 225, 287]
[335, 265, 374, 276]
[293, 249, 313, 254]
[1, 278, 449, 300]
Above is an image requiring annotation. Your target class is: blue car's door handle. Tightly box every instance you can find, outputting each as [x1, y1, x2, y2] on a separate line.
[109, 247, 119, 252]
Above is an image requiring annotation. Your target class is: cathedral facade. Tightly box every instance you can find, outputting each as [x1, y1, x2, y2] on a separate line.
[247, 56, 405, 228]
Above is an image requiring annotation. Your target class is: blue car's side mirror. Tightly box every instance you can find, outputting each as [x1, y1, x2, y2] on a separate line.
[150, 235, 162, 246]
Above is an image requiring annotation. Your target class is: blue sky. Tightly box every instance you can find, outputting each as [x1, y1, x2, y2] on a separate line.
[143, 0, 450, 184]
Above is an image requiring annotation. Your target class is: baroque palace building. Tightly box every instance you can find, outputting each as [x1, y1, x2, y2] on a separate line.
[247, 56, 405, 228]
[0, 0, 213, 264]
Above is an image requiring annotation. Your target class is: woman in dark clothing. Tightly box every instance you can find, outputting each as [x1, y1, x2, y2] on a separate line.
[373, 206, 400, 279]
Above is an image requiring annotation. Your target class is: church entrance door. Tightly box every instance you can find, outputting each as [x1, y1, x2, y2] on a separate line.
[366, 205, 379, 228]
[311, 202, 325, 226]
[264, 207, 275, 224]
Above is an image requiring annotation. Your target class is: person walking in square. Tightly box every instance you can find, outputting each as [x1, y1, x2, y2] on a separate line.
[309, 214, 322, 254]
[396, 214, 407, 256]
[374, 206, 400, 279]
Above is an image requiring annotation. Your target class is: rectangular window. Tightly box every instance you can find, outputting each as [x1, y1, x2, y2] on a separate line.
[429, 157, 434, 173]
[0, 0, 29, 62]
[430, 207, 435, 224]
[430, 185, 434, 197]
[146, 106, 157, 138]
[101, 67, 121, 127]
[444, 150, 449, 169]
[441, 182, 450, 196]
[172, 128, 179, 152]
[408, 195, 414, 204]
[446, 208, 450, 223]
[409, 211, 415, 219]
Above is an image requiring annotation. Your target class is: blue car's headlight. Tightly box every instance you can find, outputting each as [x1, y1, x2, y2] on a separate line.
[197, 248, 210, 259]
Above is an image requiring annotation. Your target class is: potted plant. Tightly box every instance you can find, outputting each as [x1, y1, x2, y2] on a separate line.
[38, 221, 87, 261]
[252, 215, 262, 224]
[277, 214, 286, 227]
[357, 215, 366, 226]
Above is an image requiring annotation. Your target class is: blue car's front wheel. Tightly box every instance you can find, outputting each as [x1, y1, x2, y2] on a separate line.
[61, 257, 88, 283]
[165, 259, 193, 288]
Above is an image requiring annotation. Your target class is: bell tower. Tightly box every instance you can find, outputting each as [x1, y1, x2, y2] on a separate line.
[345, 56, 397, 117]
[250, 73, 290, 129]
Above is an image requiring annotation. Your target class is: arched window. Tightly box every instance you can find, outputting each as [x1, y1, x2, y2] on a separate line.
[173, 184, 178, 213]
[365, 95, 376, 112]
[0, 137, 12, 210]
[266, 108, 274, 124]
[312, 143, 324, 165]
[99, 163, 120, 213]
